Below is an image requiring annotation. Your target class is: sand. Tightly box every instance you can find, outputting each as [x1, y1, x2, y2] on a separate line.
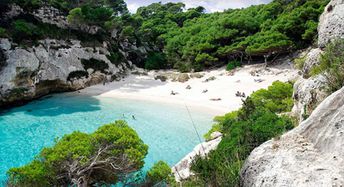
[80, 63, 298, 116]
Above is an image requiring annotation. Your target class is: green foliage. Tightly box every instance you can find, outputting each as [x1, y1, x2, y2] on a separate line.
[159, 0, 328, 71]
[226, 60, 242, 71]
[144, 52, 167, 70]
[147, 161, 174, 185]
[244, 31, 293, 55]
[310, 39, 344, 93]
[294, 55, 307, 70]
[81, 58, 109, 73]
[12, 19, 41, 42]
[190, 81, 294, 186]
[107, 51, 125, 66]
[250, 81, 294, 113]
[0, 27, 7, 37]
[7, 120, 148, 186]
[68, 5, 114, 28]
[67, 71, 89, 81]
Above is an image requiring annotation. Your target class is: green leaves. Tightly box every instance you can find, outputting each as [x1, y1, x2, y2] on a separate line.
[7, 121, 148, 186]
[147, 161, 173, 185]
[190, 81, 294, 186]
[310, 39, 344, 93]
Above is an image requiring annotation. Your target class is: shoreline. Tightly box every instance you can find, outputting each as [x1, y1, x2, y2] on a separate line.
[80, 63, 298, 117]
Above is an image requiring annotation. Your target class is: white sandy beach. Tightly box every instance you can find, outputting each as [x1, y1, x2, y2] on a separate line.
[81, 63, 298, 116]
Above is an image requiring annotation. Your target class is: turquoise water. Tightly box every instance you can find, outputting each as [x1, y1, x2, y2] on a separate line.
[0, 93, 213, 184]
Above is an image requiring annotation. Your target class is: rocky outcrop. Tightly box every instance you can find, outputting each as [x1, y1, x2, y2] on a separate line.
[172, 132, 222, 182]
[241, 1, 344, 185]
[318, 0, 344, 48]
[301, 48, 323, 78]
[241, 86, 344, 187]
[292, 74, 328, 121]
[292, 0, 344, 121]
[0, 39, 127, 108]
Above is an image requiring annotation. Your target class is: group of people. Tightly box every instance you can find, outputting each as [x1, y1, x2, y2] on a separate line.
[235, 91, 246, 98]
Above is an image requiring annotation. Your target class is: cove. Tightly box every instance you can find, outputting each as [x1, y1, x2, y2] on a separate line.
[0, 93, 213, 184]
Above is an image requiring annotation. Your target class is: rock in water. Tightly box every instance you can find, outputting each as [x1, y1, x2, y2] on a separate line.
[241, 86, 344, 187]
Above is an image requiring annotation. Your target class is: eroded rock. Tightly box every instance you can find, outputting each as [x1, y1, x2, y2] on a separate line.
[0, 39, 127, 108]
[172, 133, 223, 182]
[318, 0, 344, 48]
[241, 87, 344, 187]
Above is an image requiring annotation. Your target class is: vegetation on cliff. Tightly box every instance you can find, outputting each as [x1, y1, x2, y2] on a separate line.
[188, 81, 294, 186]
[0, 0, 329, 71]
[310, 39, 344, 93]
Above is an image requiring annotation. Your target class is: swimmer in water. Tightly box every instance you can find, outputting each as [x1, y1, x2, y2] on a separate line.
[132, 115, 136, 120]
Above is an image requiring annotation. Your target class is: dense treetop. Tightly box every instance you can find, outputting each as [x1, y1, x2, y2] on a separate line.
[7, 121, 148, 186]
[0, 0, 329, 71]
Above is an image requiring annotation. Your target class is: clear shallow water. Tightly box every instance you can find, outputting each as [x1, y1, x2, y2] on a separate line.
[0, 93, 213, 184]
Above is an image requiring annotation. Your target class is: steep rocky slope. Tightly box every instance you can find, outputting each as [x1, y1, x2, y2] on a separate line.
[241, 0, 344, 186]
[292, 0, 344, 121]
[0, 4, 149, 108]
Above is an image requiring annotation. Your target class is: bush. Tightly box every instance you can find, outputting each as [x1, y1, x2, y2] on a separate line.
[0, 27, 7, 37]
[12, 19, 41, 42]
[226, 60, 242, 71]
[7, 121, 148, 186]
[310, 39, 344, 93]
[147, 161, 173, 185]
[190, 81, 295, 186]
[81, 58, 109, 73]
[144, 52, 167, 70]
[294, 55, 306, 70]
[67, 71, 89, 81]
[107, 51, 124, 66]
[250, 81, 294, 113]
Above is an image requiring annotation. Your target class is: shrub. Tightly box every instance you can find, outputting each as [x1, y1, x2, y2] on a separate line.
[7, 121, 148, 186]
[147, 161, 173, 185]
[67, 71, 89, 81]
[226, 60, 242, 71]
[0, 27, 7, 37]
[12, 19, 41, 42]
[310, 39, 344, 93]
[191, 81, 295, 186]
[250, 81, 294, 113]
[144, 52, 167, 70]
[81, 58, 109, 73]
[294, 55, 306, 70]
[107, 51, 124, 66]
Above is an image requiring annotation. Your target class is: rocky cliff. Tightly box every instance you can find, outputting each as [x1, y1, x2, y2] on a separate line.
[0, 38, 125, 108]
[0, 4, 149, 108]
[241, 0, 344, 186]
[292, 0, 344, 122]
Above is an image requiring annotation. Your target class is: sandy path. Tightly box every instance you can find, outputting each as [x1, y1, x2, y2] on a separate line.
[80, 63, 298, 116]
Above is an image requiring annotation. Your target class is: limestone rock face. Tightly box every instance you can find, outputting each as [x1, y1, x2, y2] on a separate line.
[172, 133, 222, 182]
[302, 48, 323, 78]
[318, 0, 344, 48]
[292, 0, 344, 121]
[33, 6, 69, 29]
[292, 74, 328, 121]
[241, 87, 344, 187]
[0, 39, 127, 108]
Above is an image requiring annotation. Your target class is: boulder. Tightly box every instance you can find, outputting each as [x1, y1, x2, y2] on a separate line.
[292, 75, 328, 121]
[241, 86, 344, 187]
[318, 0, 344, 48]
[177, 73, 190, 83]
[172, 135, 222, 182]
[0, 39, 126, 108]
[302, 48, 323, 78]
